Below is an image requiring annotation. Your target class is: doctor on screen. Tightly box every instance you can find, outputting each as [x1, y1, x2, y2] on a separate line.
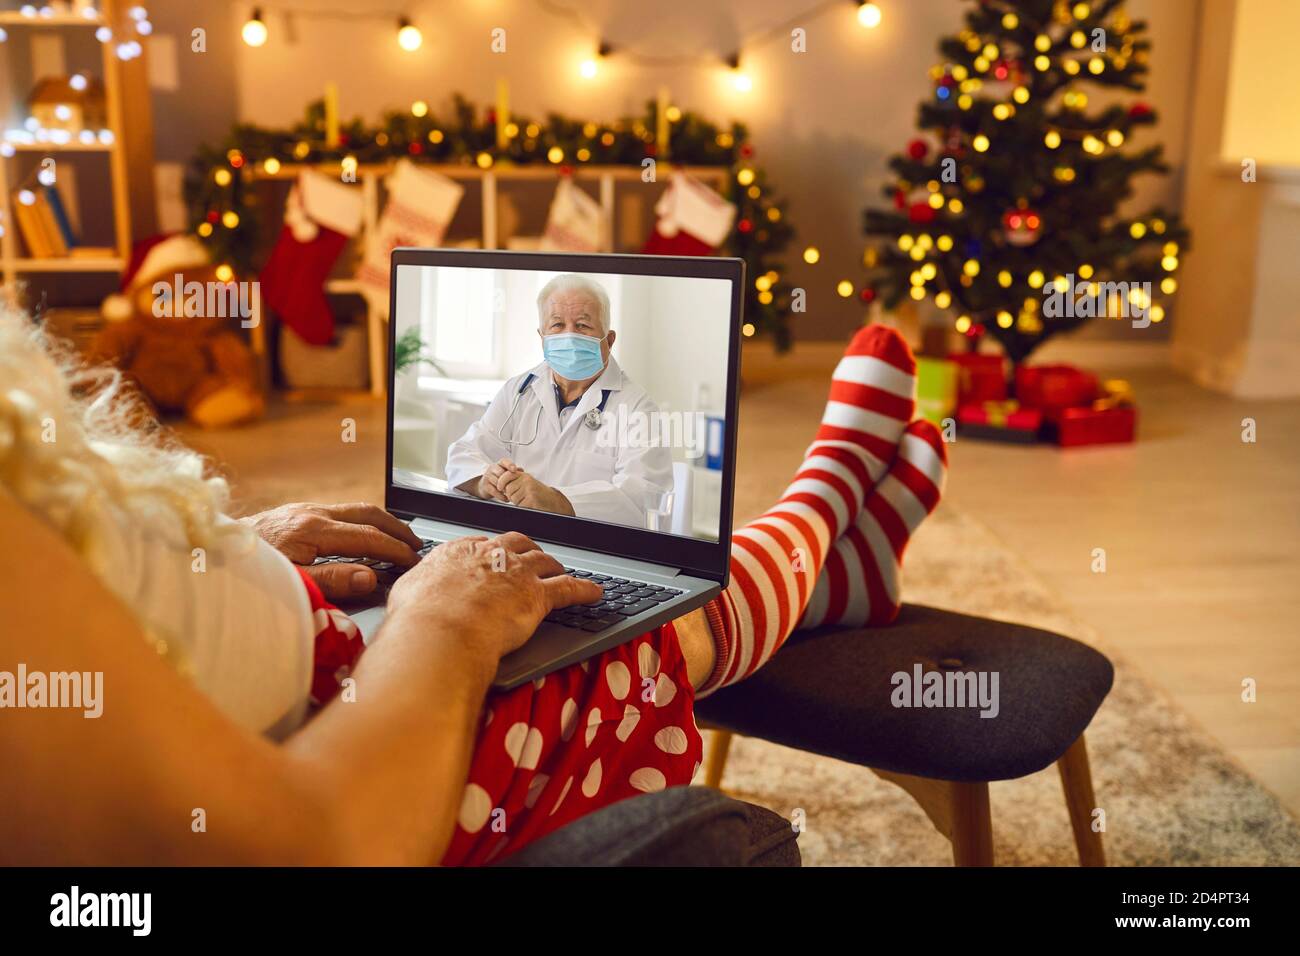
[444, 274, 674, 527]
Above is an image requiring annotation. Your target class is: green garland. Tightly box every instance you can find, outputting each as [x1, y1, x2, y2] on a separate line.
[185, 94, 797, 349]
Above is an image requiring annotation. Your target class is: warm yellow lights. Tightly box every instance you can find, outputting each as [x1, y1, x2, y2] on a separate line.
[737, 168, 755, 186]
[937, 234, 954, 252]
[1150, 304, 1165, 323]
[215, 264, 234, 282]
[1074, 3, 1091, 18]
[957, 94, 974, 110]
[949, 198, 964, 213]
[476, 151, 494, 169]
[997, 270, 1013, 288]
[1163, 241, 1180, 256]
[1088, 57, 1105, 74]
[921, 263, 938, 280]
[935, 291, 952, 309]
[997, 310, 1014, 328]
[1013, 86, 1030, 104]
[733, 70, 753, 93]
[837, 280, 855, 298]
[803, 246, 821, 264]
[955, 315, 972, 334]
[397, 18, 422, 52]
[222, 211, 240, 229]
[262, 157, 281, 175]
[1035, 55, 1051, 71]
[1078, 263, 1094, 279]
[1045, 130, 1062, 149]
[1070, 30, 1086, 48]
[1162, 255, 1179, 271]
[1063, 58, 1081, 75]
[1161, 277, 1178, 294]
[910, 286, 927, 301]
[214, 168, 232, 186]
[993, 104, 1012, 121]
[547, 146, 564, 163]
[1106, 129, 1124, 147]
[973, 134, 990, 152]
[1130, 222, 1147, 239]
[411, 100, 428, 118]
[579, 59, 598, 79]
[1035, 34, 1052, 53]
[1002, 13, 1019, 29]
[928, 192, 945, 210]
[242, 9, 268, 47]
[1082, 134, 1104, 155]
[963, 259, 980, 277]
[897, 235, 914, 252]
[857, 2, 882, 28]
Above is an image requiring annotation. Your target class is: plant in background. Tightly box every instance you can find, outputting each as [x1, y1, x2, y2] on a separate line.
[393, 327, 445, 376]
[861, 0, 1190, 369]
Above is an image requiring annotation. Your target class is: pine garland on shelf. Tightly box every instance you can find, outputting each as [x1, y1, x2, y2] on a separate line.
[185, 94, 797, 348]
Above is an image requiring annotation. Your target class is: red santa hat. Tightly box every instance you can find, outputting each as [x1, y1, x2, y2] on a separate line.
[102, 233, 211, 322]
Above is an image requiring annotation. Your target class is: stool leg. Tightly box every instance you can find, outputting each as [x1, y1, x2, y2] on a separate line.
[1057, 733, 1106, 866]
[703, 730, 734, 790]
[949, 781, 994, 866]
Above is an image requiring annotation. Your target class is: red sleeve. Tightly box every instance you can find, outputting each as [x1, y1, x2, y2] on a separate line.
[294, 567, 367, 706]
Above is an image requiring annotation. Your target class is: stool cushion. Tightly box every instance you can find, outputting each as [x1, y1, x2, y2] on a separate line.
[694, 605, 1113, 782]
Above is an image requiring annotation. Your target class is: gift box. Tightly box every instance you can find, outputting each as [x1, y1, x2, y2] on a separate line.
[1015, 363, 1099, 414]
[916, 357, 958, 426]
[1052, 380, 1138, 447]
[1055, 405, 1137, 447]
[949, 352, 1007, 405]
[957, 400, 1043, 444]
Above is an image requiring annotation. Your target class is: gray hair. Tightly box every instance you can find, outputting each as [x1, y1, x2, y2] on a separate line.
[536, 274, 610, 334]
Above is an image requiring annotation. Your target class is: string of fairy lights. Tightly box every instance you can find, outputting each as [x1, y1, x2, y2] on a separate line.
[239, 1, 886, 90]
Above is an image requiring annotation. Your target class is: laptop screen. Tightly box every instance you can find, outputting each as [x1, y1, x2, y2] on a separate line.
[389, 257, 736, 546]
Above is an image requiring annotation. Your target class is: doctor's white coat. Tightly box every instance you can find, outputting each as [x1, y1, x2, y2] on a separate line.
[444, 356, 674, 527]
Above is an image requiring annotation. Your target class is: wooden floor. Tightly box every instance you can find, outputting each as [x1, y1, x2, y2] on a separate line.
[179, 337, 1300, 816]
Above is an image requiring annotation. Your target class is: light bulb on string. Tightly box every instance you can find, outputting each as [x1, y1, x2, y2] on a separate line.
[726, 53, 752, 92]
[242, 8, 268, 47]
[857, 2, 882, 29]
[397, 17, 422, 52]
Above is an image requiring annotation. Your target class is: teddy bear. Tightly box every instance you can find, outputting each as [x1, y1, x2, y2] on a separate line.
[90, 235, 265, 429]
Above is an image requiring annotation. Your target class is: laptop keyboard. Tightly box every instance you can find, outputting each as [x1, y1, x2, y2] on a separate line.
[545, 569, 684, 631]
[312, 539, 683, 630]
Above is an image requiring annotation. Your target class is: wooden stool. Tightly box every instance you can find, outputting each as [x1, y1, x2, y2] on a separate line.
[694, 605, 1113, 866]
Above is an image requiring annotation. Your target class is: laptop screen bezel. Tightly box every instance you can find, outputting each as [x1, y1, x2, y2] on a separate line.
[385, 247, 744, 586]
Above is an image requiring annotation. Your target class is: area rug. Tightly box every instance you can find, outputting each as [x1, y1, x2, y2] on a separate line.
[708, 505, 1300, 866]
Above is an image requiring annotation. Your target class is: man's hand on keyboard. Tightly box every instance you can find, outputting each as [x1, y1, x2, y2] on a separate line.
[241, 502, 422, 600]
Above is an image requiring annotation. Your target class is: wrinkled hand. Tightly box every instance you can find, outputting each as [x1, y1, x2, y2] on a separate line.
[241, 502, 421, 601]
[497, 469, 575, 516]
[387, 532, 602, 661]
[471, 458, 520, 503]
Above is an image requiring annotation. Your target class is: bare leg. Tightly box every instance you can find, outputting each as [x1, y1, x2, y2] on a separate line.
[675, 607, 717, 689]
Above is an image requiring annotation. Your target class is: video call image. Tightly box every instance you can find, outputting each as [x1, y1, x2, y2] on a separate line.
[391, 264, 732, 541]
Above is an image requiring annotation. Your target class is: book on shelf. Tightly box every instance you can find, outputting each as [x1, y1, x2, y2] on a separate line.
[43, 184, 79, 250]
[32, 189, 69, 257]
[12, 192, 54, 257]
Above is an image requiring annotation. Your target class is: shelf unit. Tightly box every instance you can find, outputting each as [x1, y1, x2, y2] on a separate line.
[245, 162, 730, 396]
[0, 1, 147, 296]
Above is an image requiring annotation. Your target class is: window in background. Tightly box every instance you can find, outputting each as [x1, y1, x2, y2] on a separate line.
[421, 266, 500, 378]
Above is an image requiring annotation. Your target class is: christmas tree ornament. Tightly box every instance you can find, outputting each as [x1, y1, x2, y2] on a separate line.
[1001, 205, 1043, 246]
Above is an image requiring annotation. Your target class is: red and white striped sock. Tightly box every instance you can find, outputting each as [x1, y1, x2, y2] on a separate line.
[698, 325, 916, 695]
[798, 418, 948, 630]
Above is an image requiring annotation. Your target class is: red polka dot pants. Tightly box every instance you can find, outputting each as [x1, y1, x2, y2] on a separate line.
[296, 571, 704, 867]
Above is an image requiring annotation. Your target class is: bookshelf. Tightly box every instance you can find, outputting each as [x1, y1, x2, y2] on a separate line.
[0, 0, 148, 297]
[244, 162, 729, 396]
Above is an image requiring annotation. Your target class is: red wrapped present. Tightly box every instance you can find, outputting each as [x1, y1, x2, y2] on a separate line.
[1056, 405, 1137, 447]
[1015, 363, 1099, 415]
[957, 400, 1043, 444]
[949, 352, 1006, 405]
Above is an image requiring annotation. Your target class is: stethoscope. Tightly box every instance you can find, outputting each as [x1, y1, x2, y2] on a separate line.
[492, 373, 611, 447]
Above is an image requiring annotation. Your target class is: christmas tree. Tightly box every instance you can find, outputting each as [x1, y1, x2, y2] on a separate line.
[862, 0, 1190, 368]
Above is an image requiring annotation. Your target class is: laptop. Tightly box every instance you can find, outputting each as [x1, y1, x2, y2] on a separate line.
[335, 248, 743, 690]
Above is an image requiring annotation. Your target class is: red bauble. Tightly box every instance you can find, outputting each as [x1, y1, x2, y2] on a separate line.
[893, 188, 907, 210]
[408, 142, 423, 155]
[1128, 102, 1152, 118]
[644, 143, 658, 157]
[206, 210, 220, 223]
[740, 143, 754, 158]
[737, 218, 754, 233]
[559, 164, 574, 176]
[860, 287, 877, 304]
[1001, 205, 1043, 246]
[908, 201, 936, 225]
[907, 138, 928, 160]
[337, 133, 350, 146]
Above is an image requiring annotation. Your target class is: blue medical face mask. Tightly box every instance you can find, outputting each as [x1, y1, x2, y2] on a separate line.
[543, 331, 606, 380]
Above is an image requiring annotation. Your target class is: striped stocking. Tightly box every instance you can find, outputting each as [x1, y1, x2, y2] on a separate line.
[698, 324, 917, 694]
